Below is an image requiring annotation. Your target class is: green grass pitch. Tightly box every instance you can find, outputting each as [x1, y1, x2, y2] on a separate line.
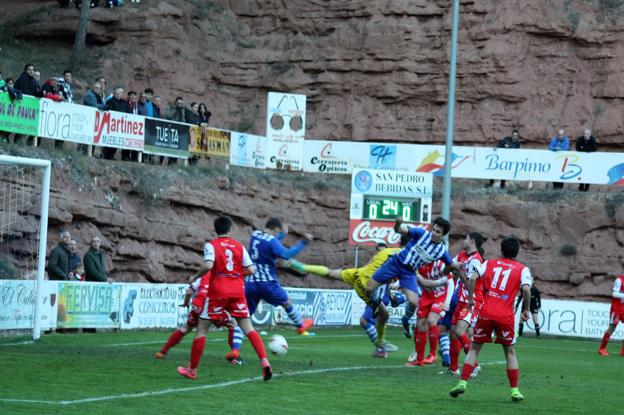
[0, 328, 621, 415]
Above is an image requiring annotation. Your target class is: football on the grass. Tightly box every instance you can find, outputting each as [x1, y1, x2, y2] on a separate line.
[269, 334, 288, 355]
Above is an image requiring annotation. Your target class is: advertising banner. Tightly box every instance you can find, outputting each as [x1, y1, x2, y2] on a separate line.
[93, 110, 145, 151]
[515, 298, 623, 340]
[143, 118, 190, 158]
[348, 219, 403, 246]
[266, 92, 306, 171]
[56, 282, 122, 328]
[275, 288, 353, 326]
[230, 132, 268, 169]
[38, 98, 96, 144]
[350, 294, 415, 327]
[303, 140, 368, 174]
[119, 283, 188, 329]
[0, 280, 57, 330]
[0, 92, 39, 136]
[189, 126, 231, 158]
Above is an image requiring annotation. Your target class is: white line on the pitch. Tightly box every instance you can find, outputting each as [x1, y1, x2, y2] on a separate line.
[0, 361, 506, 406]
[0, 340, 34, 347]
[109, 334, 365, 347]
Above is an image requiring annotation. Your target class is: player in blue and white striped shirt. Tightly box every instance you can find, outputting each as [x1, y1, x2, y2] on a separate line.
[227, 218, 315, 362]
[366, 216, 461, 318]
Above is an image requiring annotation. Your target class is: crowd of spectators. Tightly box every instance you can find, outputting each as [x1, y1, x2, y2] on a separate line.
[58, 0, 141, 8]
[1, 62, 212, 162]
[486, 128, 599, 192]
[47, 230, 111, 282]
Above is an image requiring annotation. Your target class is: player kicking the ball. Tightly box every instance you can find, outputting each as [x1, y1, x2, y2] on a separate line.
[598, 273, 624, 356]
[449, 236, 532, 402]
[178, 216, 272, 381]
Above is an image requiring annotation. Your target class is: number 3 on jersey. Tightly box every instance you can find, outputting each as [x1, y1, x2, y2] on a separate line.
[491, 267, 511, 290]
[225, 249, 234, 271]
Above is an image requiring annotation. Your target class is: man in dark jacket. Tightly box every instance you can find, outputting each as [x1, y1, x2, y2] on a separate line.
[14, 64, 42, 97]
[487, 129, 521, 189]
[83, 236, 109, 282]
[101, 87, 131, 159]
[576, 129, 599, 192]
[83, 82, 105, 110]
[47, 230, 72, 280]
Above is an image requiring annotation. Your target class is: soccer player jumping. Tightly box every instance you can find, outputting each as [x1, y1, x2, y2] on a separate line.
[178, 216, 272, 381]
[449, 236, 532, 402]
[598, 272, 624, 356]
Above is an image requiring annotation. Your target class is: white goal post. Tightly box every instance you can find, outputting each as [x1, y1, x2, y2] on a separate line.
[0, 154, 51, 340]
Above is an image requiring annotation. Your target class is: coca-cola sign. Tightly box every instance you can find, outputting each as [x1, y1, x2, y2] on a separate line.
[349, 220, 401, 246]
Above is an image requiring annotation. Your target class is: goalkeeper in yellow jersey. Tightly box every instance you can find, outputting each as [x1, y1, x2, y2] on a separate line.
[282, 236, 446, 357]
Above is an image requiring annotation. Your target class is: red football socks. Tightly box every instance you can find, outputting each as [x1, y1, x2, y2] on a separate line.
[460, 362, 476, 381]
[459, 333, 472, 353]
[415, 330, 427, 361]
[428, 325, 439, 356]
[450, 338, 461, 371]
[507, 368, 519, 387]
[600, 332, 611, 349]
[189, 336, 206, 370]
[161, 329, 185, 354]
[247, 330, 267, 360]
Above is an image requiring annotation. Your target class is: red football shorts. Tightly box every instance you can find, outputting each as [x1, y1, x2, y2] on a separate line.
[417, 293, 444, 319]
[186, 308, 199, 327]
[451, 301, 482, 327]
[207, 295, 250, 325]
[609, 310, 624, 325]
[473, 316, 516, 346]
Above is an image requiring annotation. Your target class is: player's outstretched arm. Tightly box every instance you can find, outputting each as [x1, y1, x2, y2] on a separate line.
[394, 217, 409, 235]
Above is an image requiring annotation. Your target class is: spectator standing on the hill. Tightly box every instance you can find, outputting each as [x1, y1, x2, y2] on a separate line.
[102, 87, 131, 159]
[576, 129, 599, 192]
[47, 230, 72, 280]
[136, 91, 149, 116]
[42, 77, 65, 102]
[84, 236, 109, 282]
[153, 95, 162, 118]
[548, 129, 570, 189]
[58, 69, 73, 103]
[143, 88, 155, 117]
[198, 103, 211, 127]
[83, 81, 105, 110]
[14, 64, 42, 97]
[487, 129, 521, 189]
[168, 96, 187, 122]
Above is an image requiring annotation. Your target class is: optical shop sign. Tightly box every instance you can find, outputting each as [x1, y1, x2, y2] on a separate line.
[266, 92, 306, 171]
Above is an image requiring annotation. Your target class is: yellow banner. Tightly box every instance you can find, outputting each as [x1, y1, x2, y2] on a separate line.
[189, 126, 231, 157]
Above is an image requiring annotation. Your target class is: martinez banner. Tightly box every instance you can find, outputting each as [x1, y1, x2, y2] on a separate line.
[266, 92, 306, 171]
[0, 280, 57, 330]
[119, 283, 188, 329]
[56, 282, 122, 329]
[38, 98, 96, 144]
[189, 126, 231, 158]
[93, 110, 145, 151]
[0, 92, 39, 136]
[230, 132, 268, 169]
[143, 118, 190, 158]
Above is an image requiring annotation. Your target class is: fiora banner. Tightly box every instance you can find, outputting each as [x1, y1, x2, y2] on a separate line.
[38, 98, 96, 144]
[0, 92, 39, 136]
[143, 118, 190, 158]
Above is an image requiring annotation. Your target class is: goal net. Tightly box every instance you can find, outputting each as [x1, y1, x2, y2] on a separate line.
[0, 154, 51, 339]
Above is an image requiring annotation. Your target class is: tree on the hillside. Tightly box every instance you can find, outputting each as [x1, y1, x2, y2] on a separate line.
[68, 2, 91, 72]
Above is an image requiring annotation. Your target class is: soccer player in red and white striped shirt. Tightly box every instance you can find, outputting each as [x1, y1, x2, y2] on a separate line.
[449, 236, 532, 402]
[598, 273, 624, 356]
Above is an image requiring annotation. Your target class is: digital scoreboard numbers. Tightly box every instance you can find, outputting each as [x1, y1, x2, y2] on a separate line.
[363, 197, 420, 222]
[350, 168, 433, 246]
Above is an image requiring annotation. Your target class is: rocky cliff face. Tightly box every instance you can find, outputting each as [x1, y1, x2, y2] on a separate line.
[5, 0, 624, 149]
[2, 148, 622, 302]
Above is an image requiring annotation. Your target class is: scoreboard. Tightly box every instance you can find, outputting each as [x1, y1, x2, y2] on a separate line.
[349, 168, 432, 246]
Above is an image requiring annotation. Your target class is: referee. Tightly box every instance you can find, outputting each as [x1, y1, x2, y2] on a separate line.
[515, 284, 542, 338]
